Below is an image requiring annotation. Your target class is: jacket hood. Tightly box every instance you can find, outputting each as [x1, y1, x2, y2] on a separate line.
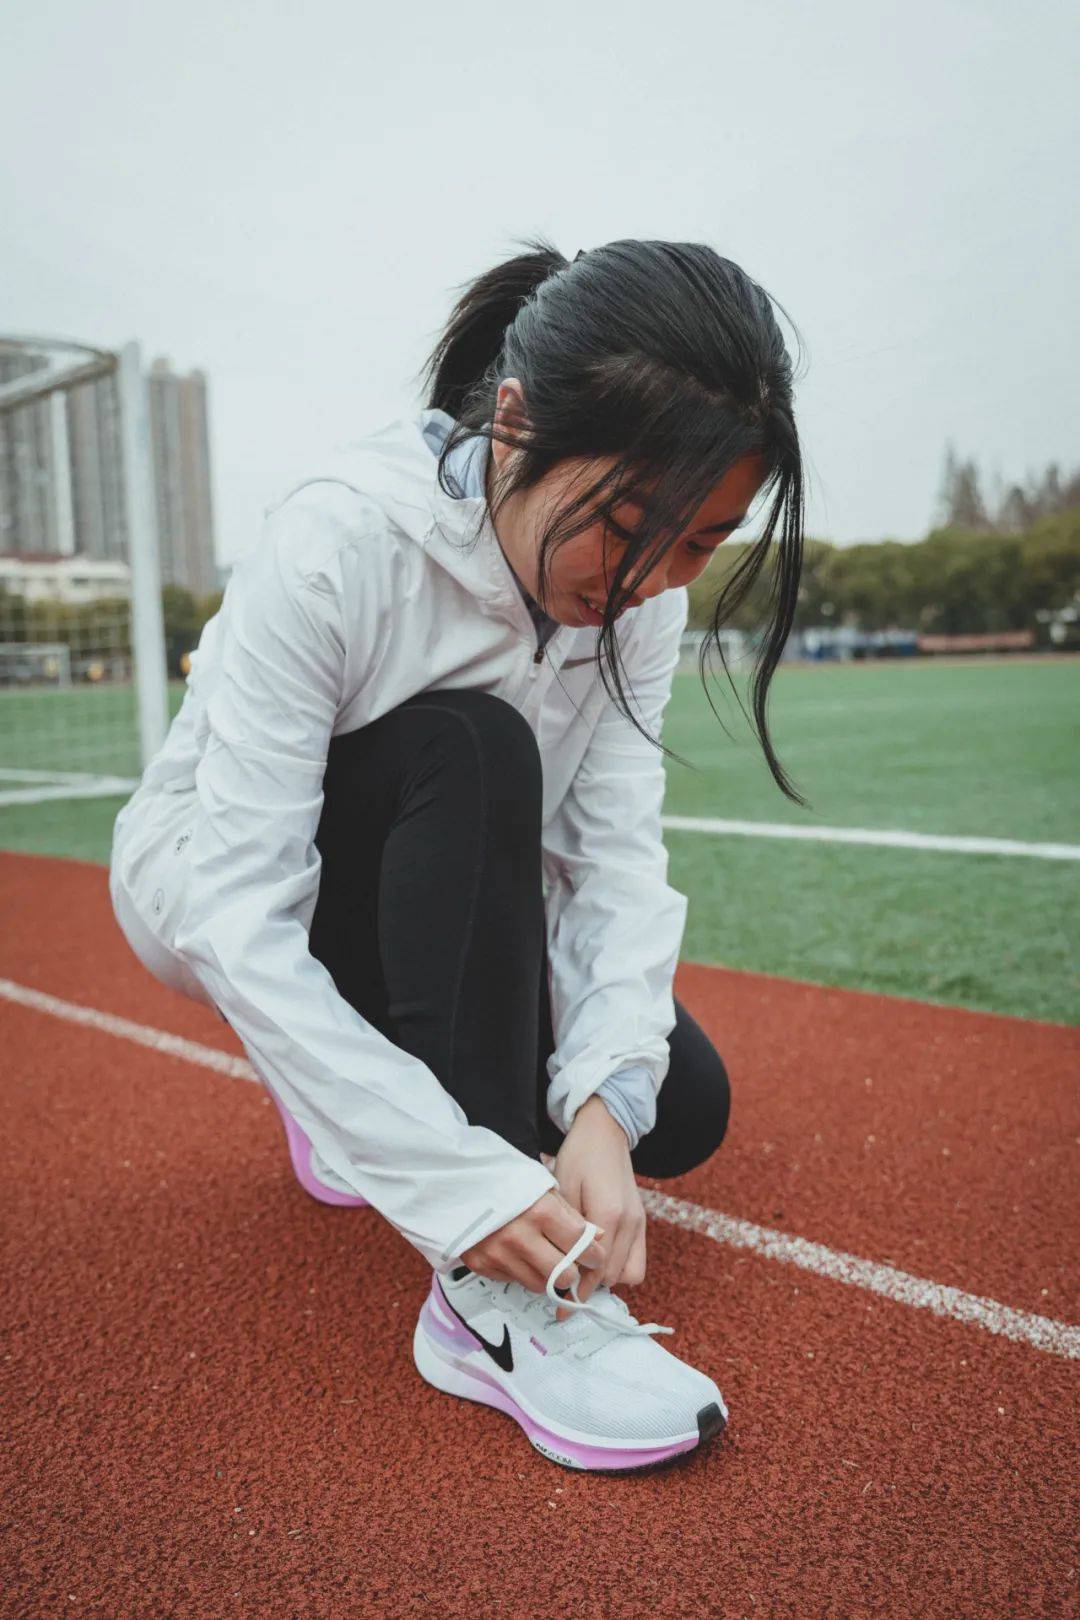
[283, 407, 520, 614]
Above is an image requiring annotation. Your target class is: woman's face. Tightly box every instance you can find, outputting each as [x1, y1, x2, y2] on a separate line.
[487, 378, 769, 627]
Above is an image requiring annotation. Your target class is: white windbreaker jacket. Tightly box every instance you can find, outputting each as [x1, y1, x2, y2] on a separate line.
[108, 407, 690, 1275]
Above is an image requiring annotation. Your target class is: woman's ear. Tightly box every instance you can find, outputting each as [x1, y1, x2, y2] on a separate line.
[491, 378, 530, 471]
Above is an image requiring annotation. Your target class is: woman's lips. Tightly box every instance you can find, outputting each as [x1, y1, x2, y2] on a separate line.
[578, 594, 626, 625]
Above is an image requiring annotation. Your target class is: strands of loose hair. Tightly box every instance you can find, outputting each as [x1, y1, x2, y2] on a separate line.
[413, 235, 809, 806]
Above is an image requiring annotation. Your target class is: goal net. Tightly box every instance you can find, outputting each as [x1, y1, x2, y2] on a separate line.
[0, 336, 169, 841]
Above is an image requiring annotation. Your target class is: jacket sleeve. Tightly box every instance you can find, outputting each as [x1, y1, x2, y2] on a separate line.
[172, 489, 558, 1273]
[540, 586, 690, 1138]
[595, 1063, 657, 1151]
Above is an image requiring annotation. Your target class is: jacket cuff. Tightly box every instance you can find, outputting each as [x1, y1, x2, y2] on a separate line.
[429, 1157, 560, 1276]
[594, 1075, 652, 1151]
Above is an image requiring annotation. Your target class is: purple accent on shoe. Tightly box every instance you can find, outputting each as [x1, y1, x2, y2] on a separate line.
[419, 1283, 700, 1471]
[421, 1290, 483, 1357]
[266, 1088, 369, 1208]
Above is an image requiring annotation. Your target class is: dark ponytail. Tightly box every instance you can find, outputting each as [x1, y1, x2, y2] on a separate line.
[414, 232, 810, 807]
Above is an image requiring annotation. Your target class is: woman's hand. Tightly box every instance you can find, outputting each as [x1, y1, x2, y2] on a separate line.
[547, 1094, 647, 1322]
[459, 1186, 606, 1299]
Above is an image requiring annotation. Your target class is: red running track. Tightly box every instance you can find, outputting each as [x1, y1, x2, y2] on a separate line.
[2, 852, 1078, 1617]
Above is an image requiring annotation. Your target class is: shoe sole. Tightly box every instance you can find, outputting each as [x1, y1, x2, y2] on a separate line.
[266, 1088, 370, 1208]
[413, 1285, 727, 1475]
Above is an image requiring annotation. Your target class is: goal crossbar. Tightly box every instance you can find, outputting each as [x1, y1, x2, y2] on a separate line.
[0, 336, 118, 416]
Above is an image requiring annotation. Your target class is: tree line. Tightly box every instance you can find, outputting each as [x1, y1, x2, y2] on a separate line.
[688, 454, 1080, 638]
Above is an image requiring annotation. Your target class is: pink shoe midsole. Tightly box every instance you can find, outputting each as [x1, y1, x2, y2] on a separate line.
[266, 1089, 369, 1208]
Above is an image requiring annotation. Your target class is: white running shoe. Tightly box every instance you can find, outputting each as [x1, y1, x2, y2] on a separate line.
[412, 1220, 728, 1473]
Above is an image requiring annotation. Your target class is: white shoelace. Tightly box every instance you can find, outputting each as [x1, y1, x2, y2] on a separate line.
[539, 1220, 674, 1339]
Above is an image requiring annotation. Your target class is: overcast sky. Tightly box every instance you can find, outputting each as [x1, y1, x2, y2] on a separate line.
[4, 0, 1077, 563]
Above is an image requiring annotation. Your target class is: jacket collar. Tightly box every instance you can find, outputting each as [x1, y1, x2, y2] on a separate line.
[313, 408, 529, 621]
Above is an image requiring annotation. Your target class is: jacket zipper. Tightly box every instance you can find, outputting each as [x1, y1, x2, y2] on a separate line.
[522, 631, 554, 699]
[532, 624, 567, 672]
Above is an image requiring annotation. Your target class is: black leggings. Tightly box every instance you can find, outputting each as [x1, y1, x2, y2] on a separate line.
[308, 688, 731, 1178]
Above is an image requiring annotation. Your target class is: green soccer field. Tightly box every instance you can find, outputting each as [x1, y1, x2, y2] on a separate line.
[2, 658, 1078, 1025]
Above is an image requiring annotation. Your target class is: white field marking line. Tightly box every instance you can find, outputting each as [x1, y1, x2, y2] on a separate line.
[0, 779, 139, 807]
[0, 767, 139, 807]
[0, 767, 118, 784]
[0, 977, 257, 1082]
[4, 973, 1078, 1363]
[639, 1190, 1080, 1362]
[660, 814, 1080, 863]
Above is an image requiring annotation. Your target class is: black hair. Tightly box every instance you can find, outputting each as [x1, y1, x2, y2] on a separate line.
[414, 233, 809, 806]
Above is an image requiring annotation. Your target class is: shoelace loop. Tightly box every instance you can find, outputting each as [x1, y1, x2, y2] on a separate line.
[544, 1220, 673, 1338]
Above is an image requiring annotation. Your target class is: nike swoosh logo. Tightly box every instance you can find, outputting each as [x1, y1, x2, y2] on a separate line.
[437, 1277, 514, 1373]
[560, 655, 599, 668]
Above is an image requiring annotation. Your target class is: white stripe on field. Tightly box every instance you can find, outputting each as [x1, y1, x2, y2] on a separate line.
[639, 1189, 1080, 1362]
[3, 784, 1071, 858]
[3, 974, 1077, 1363]
[0, 768, 122, 784]
[0, 976, 258, 1081]
[0, 777, 140, 807]
[0, 768, 140, 807]
[661, 814, 1080, 862]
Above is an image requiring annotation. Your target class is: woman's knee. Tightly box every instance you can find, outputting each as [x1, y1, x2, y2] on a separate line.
[685, 1048, 731, 1165]
[402, 689, 542, 798]
[708, 1051, 732, 1154]
[330, 688, 543, 825]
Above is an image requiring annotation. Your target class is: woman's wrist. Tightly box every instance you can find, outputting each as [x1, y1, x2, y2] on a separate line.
[574, 1092, 633, 1146]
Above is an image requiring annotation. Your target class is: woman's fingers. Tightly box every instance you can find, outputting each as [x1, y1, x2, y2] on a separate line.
[534, 1190, 608, 1321]
[538, 1191, 607, 1274]
[461, 1192, 585, 1293]
[555, 1208, 639, 1319]
[462, 1185, 625, 1324]
[488, 1191, 606, 1297]
[621, 1215, 648, 1286]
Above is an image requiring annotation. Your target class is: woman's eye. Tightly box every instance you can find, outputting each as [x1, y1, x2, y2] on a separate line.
[609, 515, 717, 558]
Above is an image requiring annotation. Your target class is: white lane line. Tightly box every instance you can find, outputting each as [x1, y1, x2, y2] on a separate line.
[0, 768, 125, 784]
[640, 1190, 1080, 1362]
[4, 975, 1078, 1362]
[0, 780, 141, 807]
[0, 976, 256, 1080]
[660, 815, 1080, 862]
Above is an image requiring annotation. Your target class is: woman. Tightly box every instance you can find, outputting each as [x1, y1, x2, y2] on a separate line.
[109, 236, 805, 1474]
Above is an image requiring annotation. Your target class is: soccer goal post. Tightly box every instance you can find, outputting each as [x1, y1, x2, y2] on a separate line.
[0, 335, 169, 821]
